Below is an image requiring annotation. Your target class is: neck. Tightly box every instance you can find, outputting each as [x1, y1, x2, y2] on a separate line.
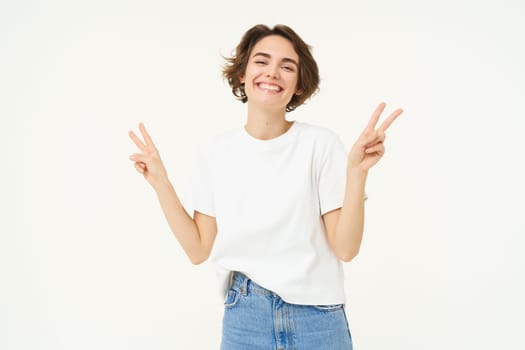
[244, 104, 292, 140]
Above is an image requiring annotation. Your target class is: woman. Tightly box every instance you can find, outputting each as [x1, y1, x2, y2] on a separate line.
[129, 24, 402, 350]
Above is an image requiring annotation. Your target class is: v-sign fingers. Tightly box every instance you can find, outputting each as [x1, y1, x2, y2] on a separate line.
[129, 130, 147, 152]
[378, 108, 403, 133]
[364, 102, 386, 133]
[139, 122, 157, 149]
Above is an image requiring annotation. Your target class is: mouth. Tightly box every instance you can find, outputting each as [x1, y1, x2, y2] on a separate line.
[256, 82, 283, 93]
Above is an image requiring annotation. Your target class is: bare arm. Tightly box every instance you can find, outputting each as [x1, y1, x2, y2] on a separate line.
[128, 123, 217, 264]
[323, 169, 367, 262]
[324, 103, 403, 262]
[153, 179, 217, 264]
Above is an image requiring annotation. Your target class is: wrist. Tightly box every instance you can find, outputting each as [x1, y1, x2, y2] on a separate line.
[152, 176, 172, 194]
[346, 166, 368, 179]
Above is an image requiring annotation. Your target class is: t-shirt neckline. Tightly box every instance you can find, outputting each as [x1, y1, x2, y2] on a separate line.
[241, 120, 299, 147]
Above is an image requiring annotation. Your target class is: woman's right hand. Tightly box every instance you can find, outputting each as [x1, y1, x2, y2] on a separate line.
[128, 122, 169, 189]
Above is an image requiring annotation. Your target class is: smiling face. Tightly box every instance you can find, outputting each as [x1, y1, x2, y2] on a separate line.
[240, 35, 303, 112]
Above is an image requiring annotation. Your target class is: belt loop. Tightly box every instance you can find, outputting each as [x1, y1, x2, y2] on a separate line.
[228, 271, 234, 290]
[241, 273, 249, 296]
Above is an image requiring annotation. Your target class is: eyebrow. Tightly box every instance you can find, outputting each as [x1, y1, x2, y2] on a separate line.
[252, 52, 299, 67]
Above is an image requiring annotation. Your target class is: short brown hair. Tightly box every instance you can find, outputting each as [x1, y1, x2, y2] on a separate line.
[223, 24, 320, 112]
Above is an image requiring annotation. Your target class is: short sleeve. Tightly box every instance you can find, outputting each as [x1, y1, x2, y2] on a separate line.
[318, 135, 367, 216]
[191, 144, 216, 217]
[318, 135, 346, 216]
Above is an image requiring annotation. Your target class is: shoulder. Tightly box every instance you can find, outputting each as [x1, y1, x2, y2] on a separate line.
[296, 121, 345, 149]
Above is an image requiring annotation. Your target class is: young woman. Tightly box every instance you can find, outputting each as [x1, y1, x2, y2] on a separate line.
[129, 24, 402, 350]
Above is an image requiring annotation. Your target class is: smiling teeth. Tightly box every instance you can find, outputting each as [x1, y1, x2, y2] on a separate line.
[259, 83, 281, 91]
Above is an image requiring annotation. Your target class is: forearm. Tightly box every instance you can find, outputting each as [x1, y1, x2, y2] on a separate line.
[153, 179, 203, 263]
[333, 168, 368, 261]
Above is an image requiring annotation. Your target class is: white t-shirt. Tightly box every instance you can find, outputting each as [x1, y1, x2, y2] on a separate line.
[191, 120, 366, 305]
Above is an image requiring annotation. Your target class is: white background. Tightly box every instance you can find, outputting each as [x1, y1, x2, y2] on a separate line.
[2, 0, 524, 349]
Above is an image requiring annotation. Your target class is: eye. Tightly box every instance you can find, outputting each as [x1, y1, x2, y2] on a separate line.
[255, 60, 266, 65]
[282, 66, 295, 72]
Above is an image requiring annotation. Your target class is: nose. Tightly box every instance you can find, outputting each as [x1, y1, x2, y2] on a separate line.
[265, 64, 279, 79]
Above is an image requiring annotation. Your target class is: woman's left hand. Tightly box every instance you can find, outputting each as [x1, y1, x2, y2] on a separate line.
[347, 102, 403, 173]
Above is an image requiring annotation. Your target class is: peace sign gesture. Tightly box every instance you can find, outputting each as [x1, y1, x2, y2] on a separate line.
[347, 102, 403, 173]
[128, 122, 169, 188]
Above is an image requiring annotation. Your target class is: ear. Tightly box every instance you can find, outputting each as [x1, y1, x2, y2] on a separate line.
[240, 74, 245, 84]
[295, 88, 303, 96]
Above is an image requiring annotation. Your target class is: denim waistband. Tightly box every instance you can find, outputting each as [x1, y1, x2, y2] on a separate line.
[229, 271, 276, 297]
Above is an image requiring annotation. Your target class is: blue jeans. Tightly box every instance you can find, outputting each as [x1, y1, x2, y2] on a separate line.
[221, 271, 353, 350]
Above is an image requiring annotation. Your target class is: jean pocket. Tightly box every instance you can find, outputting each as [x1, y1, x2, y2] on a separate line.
[313, 304, 344, 312]
[224, 288, 241, 309]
